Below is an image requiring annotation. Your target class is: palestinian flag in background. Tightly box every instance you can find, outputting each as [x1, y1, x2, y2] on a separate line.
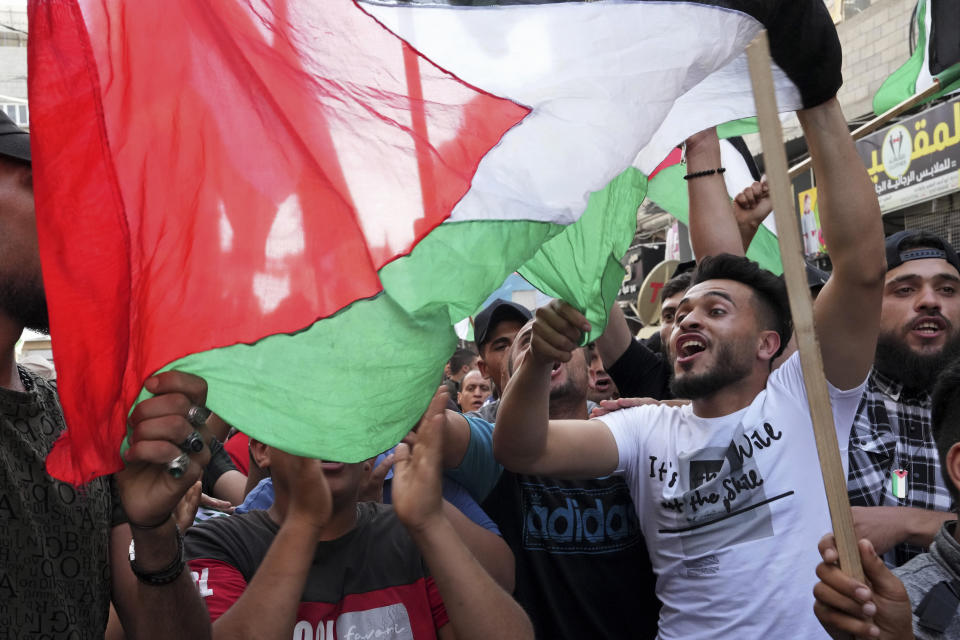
[873, 0, 960, 115]
[29, 0, 841, 483]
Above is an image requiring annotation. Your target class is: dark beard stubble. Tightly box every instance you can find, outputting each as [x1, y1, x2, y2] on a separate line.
[669, 339, 754, 400]
[0, 273, 49, 334]
[874, 327, 960, 392]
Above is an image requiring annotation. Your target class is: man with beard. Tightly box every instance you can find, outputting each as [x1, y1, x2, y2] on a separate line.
[442, 320, 658, 639]
[0, 112, 212, 637]
[494, 95, 886, 638]
[846, 230, 960, 567]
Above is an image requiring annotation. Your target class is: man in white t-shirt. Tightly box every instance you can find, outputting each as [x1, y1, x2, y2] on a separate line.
[493, 96, 887, 638]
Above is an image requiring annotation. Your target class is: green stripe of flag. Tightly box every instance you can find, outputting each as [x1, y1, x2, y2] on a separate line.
[135, 169, 646, 461]
[646, 162, 783, 274]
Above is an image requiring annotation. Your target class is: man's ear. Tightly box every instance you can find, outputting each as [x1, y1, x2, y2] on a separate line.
[945, 442, 960, 496]
[477, 357, 489, 378]
[757, 330, 781, 363]
[249, 439, 271, 470]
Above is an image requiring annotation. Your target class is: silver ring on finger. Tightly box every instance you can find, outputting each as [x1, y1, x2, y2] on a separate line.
[186, 405, 212, 429]
[180, 431, 204, 454]
[166, 452, 190, 478]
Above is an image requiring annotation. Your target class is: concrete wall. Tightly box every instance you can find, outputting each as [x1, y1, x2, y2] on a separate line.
[0, 5, 27, 103]
[837, 0, 916, 120]
[0, 46, 26, 101]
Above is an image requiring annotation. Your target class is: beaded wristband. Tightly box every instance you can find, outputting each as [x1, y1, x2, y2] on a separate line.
[128, 523, 185, 586]
[683, 167, 726, 181]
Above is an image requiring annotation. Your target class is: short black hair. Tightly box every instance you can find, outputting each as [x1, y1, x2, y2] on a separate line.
[692, 254, 793, 359]
[662, 271, 693, 303]
[932, 357, 960, 506]
[448, 347, 477, 373]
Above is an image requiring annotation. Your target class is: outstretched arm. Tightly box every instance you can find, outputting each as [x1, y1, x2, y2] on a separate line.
[593, 300, 633, 368]
[494, 301, 619, 478]
[393, 389, 533, 640]
[112, 371, 215, 640]
[800, 98, 886, 390]
[685, 128, 745, 260]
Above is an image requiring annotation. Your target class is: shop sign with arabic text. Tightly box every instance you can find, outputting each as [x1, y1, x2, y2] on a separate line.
[857, 98, 960, 213]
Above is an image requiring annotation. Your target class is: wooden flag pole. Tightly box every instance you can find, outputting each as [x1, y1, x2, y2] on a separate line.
[788, 79, 943, 178]
[746, 32, 866, 584]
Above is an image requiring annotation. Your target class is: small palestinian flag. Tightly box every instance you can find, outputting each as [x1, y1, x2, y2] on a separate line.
[874, 0, 960, 115]
[891, 469, 909, 499]
[30, 0, 842, 483]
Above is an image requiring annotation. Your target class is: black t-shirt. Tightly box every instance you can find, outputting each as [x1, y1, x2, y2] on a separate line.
[0, 369, 117, 638]
[202, 437, 237, 495]
[607, 338, 672, 400]
[481, 471, 660, 639]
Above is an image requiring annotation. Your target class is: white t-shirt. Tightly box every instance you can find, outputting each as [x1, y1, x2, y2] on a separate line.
[597, 353, 866, 639]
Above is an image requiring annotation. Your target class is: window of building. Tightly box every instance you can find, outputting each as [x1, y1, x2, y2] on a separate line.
[0, 102, 27, 126]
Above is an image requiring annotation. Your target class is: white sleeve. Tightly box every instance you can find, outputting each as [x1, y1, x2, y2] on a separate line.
[595, 405, 652, 478]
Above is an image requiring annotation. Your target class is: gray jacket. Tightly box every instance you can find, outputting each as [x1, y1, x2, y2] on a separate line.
[895, 521, 960, 639]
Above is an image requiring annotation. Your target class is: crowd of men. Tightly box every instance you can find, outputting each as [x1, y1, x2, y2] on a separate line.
[4, 64, 960, 640]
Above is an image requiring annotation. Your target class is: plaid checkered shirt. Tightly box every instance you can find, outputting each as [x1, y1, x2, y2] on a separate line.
[847, 367, 955, 567]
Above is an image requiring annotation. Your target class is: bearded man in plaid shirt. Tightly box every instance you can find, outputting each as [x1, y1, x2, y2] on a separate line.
[848, 230, 960, 567]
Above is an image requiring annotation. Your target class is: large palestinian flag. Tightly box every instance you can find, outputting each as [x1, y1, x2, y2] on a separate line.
[29, 0, 841, 483]
[873, 0, 960, 115]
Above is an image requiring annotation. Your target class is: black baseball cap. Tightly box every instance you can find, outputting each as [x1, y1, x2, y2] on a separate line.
[805, 263, 830, 291]
[885, 229, 960, 273]
[0, 110, 29, 163]
[474, 298, 532, 350]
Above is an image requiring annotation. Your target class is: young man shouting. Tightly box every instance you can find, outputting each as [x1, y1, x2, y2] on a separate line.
[495, 95, 886, 638]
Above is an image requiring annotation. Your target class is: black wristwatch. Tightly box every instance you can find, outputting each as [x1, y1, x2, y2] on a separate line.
[128, 523, 185, 586]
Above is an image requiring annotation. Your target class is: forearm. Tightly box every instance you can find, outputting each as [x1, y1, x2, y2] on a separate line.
[737, 218, 761, 255]
[685, 130, 744, 259]
[213, 522, 318, 639]
[442, 411, 473, 469]
[595, 302, 632, 368]
[797, 99, 884, 277]
[114, 523, 211, 639]
[443, 501, 515, 593]
[206, 414, 232, 442]
[903, 507, 955, 547]
[212, 470, 247, 506]
[493, 357, 552, 470]
[411, 515, 533, 640]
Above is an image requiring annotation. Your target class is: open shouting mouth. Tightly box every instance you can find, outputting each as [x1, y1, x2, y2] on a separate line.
[675, 333, 708, 365]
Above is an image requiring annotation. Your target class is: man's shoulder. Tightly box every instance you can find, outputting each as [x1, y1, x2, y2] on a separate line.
[185, 510, 277, 573]
[597, 401, 686, 428]
[893, 551, 946, 604]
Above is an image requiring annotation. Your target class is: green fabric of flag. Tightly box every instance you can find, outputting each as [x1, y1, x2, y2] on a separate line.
[874, 0, 960, 115]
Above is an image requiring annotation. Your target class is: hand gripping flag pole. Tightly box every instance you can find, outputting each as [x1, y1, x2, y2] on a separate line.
[747, 32, 867, 587]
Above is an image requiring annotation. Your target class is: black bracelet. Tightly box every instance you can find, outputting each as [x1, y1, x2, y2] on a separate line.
[683, 167, 726, 180]
[128, 523, 185, 586]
